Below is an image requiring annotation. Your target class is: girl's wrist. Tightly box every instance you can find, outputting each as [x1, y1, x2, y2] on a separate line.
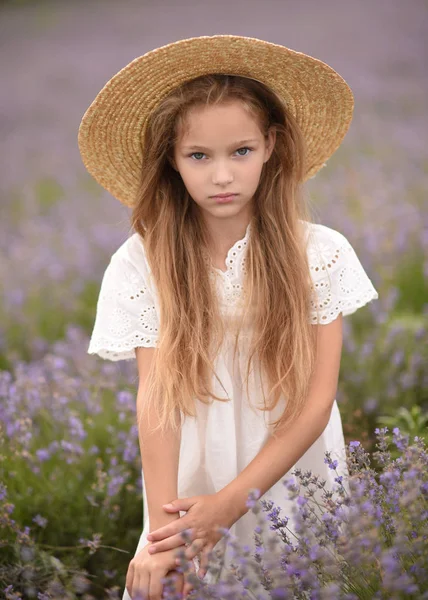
[217, 488, 248, 527]
[149, 512, 180, 533]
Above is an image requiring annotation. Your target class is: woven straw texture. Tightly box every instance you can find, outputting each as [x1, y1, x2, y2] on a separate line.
[78, 35, 354, 207]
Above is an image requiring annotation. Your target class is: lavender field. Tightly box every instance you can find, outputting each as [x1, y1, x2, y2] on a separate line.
[1, 0, 428, 597]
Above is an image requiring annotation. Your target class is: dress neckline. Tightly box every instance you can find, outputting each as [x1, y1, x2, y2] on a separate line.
[211, 221, 252, 275]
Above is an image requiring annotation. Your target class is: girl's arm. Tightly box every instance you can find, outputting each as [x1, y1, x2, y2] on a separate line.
[135, 346, 181, 533]
[220, 313, 344, 523]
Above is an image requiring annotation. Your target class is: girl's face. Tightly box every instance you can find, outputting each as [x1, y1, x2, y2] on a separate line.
[173, 100, 276, 225]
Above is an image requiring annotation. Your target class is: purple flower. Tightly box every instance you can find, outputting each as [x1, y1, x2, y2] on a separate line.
[32, 514, 48, 528]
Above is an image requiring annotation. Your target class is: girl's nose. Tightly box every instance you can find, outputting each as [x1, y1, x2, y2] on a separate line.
[212, 162, 234, 185]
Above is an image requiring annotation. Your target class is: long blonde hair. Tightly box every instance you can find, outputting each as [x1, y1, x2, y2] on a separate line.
[131, 74, 317, 436]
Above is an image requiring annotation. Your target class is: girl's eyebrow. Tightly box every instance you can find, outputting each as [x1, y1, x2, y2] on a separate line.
[182, 139, 259, 151]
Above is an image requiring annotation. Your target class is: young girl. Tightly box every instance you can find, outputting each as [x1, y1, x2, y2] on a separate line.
[78, 35, 379, 600]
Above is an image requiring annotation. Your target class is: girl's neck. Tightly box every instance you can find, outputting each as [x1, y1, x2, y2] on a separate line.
[207, 221, 252, 272]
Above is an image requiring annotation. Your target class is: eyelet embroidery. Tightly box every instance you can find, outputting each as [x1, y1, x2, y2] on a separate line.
[89, 223, 379, 361]
[138, 305, 159, 334]
[212, 223, 251, 278]
[87, 243, 161, 361]
[107, 307, 132, 337]
[308, 224, 378, 324]
[212, 222, 378, 323]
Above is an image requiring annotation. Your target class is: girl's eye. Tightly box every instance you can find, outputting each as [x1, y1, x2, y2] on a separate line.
[236, 147, 252, 156]
[191, 152, 205, 160]
[189, 147, 253, 160]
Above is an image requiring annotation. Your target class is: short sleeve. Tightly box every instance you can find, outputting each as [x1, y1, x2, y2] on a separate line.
[307, 223, 379, 325]
[87, 234, 160, 361]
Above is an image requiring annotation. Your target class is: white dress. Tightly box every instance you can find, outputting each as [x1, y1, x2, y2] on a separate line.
[87, 221, 379, 598]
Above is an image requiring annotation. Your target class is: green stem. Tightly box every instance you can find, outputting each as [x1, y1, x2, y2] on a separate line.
[37, 543, 130, 554]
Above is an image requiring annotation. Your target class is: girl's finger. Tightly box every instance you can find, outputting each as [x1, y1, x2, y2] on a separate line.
[125, 564, 134, 597]
[175, 538, 205, 563]
[198, 544, 214, 580]
[182, 560, 196, 599]
[147, 521, 192, 543]
[149, 568, 164, 600]
[132, 570, 149, 600]
[186, 538, 206, 560]
[164, 569, 184, 597]
[148, 532, 190, 554]
[150, 567, 183, 600]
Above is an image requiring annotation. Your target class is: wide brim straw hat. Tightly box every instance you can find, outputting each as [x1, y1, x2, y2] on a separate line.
[78, 34, 354, 207]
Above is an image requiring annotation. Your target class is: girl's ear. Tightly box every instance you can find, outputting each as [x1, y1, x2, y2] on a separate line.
[264, 127, 277, 163]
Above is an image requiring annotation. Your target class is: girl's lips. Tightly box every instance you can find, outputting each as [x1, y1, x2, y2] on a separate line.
[213, 194, 237, 203]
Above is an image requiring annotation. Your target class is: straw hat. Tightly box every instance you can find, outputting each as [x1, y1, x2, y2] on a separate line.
[78, 35, 354, 207]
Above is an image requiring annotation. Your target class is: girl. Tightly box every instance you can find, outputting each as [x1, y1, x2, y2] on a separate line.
[78, 35, 379, 600]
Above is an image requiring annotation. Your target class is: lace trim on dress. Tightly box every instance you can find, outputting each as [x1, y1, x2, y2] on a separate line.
[210, 222, 251, 307]
[87, 222, 379, 361]
[211, 221, 252, 277]
[212, 221, 379, 324]
[87, 245, 160, 361]
[307, 224, 379, 324]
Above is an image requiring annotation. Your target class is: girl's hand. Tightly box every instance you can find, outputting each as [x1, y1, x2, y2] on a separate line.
[146, 492, 236, 580]
[125, 542, 197, 600]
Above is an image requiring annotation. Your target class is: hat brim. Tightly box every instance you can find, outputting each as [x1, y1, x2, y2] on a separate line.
[78, 35, 354, 207]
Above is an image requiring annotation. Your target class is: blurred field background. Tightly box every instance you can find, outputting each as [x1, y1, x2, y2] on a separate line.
[1, 0, 427, 597]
